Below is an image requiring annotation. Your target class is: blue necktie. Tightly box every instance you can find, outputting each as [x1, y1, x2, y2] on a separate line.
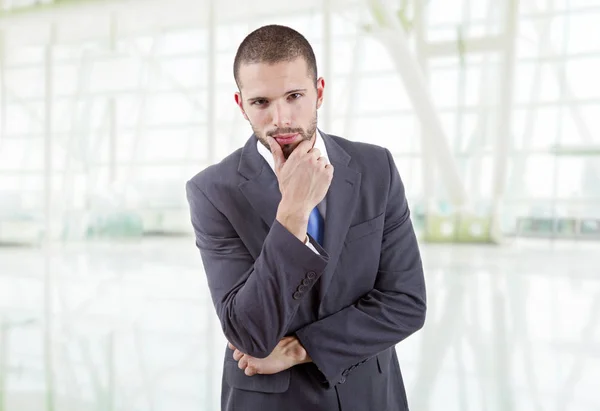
[307, 206, 324, 246]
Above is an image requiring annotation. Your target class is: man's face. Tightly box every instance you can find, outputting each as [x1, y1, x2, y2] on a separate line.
[234, 57, 325, 159]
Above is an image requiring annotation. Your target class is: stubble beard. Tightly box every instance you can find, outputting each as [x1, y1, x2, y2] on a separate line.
[255, 112, 318, 159]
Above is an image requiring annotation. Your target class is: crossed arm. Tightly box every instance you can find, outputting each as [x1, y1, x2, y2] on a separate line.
[186, 149, 426, 388]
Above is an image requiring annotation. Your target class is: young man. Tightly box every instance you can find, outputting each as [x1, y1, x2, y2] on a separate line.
[186, 24, 426, 411]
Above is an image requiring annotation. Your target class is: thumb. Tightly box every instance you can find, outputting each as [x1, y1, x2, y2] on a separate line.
[266, 136, 285, 171]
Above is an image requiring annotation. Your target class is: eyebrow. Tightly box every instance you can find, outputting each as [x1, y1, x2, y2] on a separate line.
[247, 89, 307, 103]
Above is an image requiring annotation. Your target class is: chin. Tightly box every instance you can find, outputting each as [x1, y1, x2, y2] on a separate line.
[282, 145, 295, 159]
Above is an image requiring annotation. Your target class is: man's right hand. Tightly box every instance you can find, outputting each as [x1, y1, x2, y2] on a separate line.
[267, 136, 333, 242]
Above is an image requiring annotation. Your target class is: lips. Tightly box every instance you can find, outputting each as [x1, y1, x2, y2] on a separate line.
[273, 134, 299, 145]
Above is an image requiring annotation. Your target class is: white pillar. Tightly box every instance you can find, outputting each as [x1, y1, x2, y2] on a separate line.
[342, 34, 363, 138]
[491, 0, 519, 238]
[43, 22, 57, 411]
[0, 318, 7, 411]
[367, 0, 469, 209]
[206, 3, 218, 410]
[109, 13, 118, 184]
[321, 0, 332, 132]
[0, 30, 5, 147]
[413, 0, 436, 213]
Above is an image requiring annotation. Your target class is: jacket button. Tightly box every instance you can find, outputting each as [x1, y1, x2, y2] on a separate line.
[302, 278, 312, 286]
[298, 285, 307, 293]
[293, 291, 302, 300]
[339, 377, 346, 384]
[307, 271, 316, 279]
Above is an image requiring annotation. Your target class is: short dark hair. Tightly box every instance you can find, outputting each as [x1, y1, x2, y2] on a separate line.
[233, 25, 318, 89]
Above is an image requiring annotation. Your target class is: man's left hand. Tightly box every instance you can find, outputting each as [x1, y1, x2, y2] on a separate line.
[228, 336, 312, 376]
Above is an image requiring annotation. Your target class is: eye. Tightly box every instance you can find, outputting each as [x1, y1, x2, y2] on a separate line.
[289, 93, 302, 100]
[251, 99, 268, 106]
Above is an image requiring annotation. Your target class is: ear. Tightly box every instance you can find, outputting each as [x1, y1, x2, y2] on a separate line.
[316, 77, 325, 109]
[234, 92, 249, 121]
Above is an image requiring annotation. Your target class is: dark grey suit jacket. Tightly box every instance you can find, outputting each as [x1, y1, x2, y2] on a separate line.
[186, 131, 426, 411]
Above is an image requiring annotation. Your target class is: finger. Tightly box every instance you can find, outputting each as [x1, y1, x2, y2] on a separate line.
[245, 365, 257, 376]
[227, 342, 236, 350]
[309, 150, 322, 163]
[308, 148, 321, 158]
[297, 138, 315, 152]
[316, 156, 327, 164]
[233, 349, 243, 362]
[288, 138, 314, 160]
[238, 355, 249, 370]
[266, 136, 285, 171]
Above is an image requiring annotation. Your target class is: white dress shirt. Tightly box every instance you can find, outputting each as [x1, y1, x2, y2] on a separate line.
[257, 129, 329, 253]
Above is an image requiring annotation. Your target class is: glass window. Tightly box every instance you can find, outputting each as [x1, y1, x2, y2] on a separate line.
[555, 157, 585, 197]
[144, 93, 205, 126]
[427, 0, 466, 26]
[360, 37, 396, 73]
[567, 57, 600, 98]
[354, 73, 412, 113]
[523, 154, 556, 198]
[513, 107, 560, 150]
[5, 67, 44, 99]
[429, 67, 460, 108]
[515, 62, 562, 103]
[150, 57, 207, 91]
[566, 12, 600, 53]
[351, 115, 418, 153]
[157, 29, 207, 56]
[5, 103, 44, 135]
[88, 57, 142, 93]
[3, 45, 43, 66]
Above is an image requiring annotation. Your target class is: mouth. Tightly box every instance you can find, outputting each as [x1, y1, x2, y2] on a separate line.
[273, 133, 300, 145]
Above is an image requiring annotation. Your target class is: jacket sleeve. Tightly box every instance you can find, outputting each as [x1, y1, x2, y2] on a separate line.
[295, 148, 426, 388]
[186, 179, 329, 358]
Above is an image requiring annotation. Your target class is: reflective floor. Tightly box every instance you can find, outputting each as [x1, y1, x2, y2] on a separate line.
[0, 237, 598, 411]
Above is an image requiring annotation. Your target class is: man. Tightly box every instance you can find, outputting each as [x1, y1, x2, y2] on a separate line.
[186, 24, 426, 411]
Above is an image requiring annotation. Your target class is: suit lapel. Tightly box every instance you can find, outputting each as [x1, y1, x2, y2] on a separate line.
[236, 131, 362, 313]
[318, 132, 361, 310]
[238, 134, 281, 230]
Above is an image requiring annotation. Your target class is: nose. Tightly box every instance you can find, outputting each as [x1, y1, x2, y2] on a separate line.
[270, 100, 291, 128]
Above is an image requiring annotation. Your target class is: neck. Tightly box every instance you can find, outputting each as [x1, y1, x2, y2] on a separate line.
[310, 130, 317, 147]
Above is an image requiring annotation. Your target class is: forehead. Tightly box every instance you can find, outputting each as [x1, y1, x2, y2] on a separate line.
[238, 57, 312, 96]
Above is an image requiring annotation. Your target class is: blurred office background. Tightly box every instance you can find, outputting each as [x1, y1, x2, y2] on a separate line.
[0, 0, 599, 410]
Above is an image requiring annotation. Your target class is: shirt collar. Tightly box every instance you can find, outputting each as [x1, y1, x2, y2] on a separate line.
[257, 129, 329, 173]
